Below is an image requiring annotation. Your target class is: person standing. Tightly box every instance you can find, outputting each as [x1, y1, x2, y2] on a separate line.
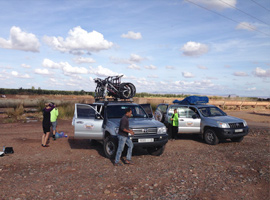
[50, 102, 59, 140]
[170, 109, 178, 140]
[114, 108, 134, 166]
[42, 103, 54, 147]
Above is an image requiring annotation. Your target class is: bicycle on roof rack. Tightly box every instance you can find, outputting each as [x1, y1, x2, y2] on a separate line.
[94, 75, 136, 100]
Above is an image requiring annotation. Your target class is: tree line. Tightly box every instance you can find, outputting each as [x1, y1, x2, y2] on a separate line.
[0, 88, 94, 96]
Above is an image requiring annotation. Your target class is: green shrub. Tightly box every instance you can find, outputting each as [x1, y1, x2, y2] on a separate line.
[58, 103, 74, 119]
[6, 104, 24, 121]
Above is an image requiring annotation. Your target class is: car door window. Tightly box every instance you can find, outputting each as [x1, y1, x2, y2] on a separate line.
[77, 104, 96, 119]
[177, 107, 196, 118]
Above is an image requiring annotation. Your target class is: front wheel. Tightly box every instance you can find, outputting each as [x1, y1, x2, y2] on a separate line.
[231, 136, 244, 142]
[147, 145, 165, 156]
[103, 136, 118, 159]
[204, 129, 219, 145]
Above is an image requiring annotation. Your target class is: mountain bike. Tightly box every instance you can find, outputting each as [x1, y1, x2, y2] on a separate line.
[94, 75, 136, 99]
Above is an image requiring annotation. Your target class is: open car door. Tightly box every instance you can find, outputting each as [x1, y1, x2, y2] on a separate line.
[73, 103, 103, 139]
[140, 104, 154, 118]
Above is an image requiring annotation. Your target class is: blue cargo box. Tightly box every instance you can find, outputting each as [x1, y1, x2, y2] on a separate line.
[173, 96, 209, 105]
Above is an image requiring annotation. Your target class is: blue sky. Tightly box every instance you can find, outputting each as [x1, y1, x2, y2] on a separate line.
[0, 0, 269, 97]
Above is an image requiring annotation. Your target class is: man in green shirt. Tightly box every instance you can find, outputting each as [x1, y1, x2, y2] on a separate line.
[170, 109, 178, 139]
[50, 102, 59, 140]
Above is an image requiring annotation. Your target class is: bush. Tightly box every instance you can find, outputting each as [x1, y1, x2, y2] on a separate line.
[6, 104, 24, 121]
[58, 103, 74, 120]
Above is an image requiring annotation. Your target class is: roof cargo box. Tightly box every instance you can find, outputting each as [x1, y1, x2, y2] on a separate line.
[173, 96, 209, 105]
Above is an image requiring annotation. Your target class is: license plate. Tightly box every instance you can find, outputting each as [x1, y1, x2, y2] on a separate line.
[138, 138, 154, 143]
[235, 129, 243, 133]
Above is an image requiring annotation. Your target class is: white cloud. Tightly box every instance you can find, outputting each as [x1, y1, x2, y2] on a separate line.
[129, 54, 144, 62]
[166, 66, 175, 70]
[191, 0, 236, 10]
[197, 65, 208, 69]
[11, 71, 31, 78]
[62, 62, 88, 75]
[145, 65, 157, 70]
[42, 58, 62, 69]
[182, 71, 195, 78]
[121, 31, 142, 40]
[42, 58, 88, 75]
[236, 22, 256, 31]
[128, 64, 141, 70]
[110, 54, 145, 65]
[147, 75, 158, 78]
[247, 87, 256, 91]
[34, 68, 50, 75]
[181, 41, 209, 57]
[0, 26, 40, 52]
[43, 26, 113, 54]
[233, 71, 248, 77]
[21, 64, 31, 68]
[253, 67, 270, 78]
[89, 65, 120, 77]
[73, 56, 96, 64]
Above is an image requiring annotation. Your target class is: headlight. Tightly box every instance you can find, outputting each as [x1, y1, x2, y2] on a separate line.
[115, 128, 119, 134]
[243, 120, 248, 127]
[217, 121, 230, 128]
[157, 126, 167, 134]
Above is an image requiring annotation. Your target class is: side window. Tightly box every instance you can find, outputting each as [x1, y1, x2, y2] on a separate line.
[179, 107, 197, 118]
[77, 105, 96, 119]
[156, 105, 162, 112]
[160, 105, 167, 113]
[186, 108, 197, 118]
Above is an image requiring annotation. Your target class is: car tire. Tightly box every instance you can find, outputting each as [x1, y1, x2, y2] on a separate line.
[147, 145, 165, 156]
[204, 129, 219, 145]
[231, 136, 244, 142]
[103, 136, 118, 159]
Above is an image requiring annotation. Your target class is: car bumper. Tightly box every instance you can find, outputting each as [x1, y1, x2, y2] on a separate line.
[213, 126, 249, 139]
[130, 134, 168, 147]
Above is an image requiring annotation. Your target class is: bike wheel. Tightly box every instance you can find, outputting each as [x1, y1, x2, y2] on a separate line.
[122, 82, 136, 98]
[119, 83, 132, 99]
[127, 82, 136, 98]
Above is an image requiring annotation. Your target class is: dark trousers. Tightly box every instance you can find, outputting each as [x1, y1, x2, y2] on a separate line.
[172, 126, 178, 139]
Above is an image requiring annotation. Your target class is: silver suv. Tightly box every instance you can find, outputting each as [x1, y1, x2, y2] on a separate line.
[72, 101, 168, 158]
[155, 96, 249, 145]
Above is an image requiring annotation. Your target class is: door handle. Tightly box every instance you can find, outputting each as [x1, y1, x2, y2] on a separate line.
[76, 121, 84, 124]
[179, 119, 184, 121]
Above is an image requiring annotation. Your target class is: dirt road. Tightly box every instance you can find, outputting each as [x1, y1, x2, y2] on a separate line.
[0, 111, 269, 199]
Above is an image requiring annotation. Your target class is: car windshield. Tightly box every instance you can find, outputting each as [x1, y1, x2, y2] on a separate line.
[107, 105, 148, 118]
[198, 107, 226, 117]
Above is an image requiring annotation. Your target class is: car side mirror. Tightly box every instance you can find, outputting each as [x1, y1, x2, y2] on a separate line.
[95, 113, 102, 119]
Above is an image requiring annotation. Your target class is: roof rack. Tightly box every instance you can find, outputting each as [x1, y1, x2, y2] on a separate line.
[95, 97, 134, 103]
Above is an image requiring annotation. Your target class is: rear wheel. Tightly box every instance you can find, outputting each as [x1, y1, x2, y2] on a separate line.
[147, 145, 165, 156]
[127, 82, 136, 98]
[204, 129, 219, 145]
[103, 136, 118, 159]
[119, 83, 132, 99]
[231, 136, 244, 142]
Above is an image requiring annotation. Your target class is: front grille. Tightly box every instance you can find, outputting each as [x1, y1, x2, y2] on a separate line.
[132, 128, 157, 135]
[229, 123, 244, 128]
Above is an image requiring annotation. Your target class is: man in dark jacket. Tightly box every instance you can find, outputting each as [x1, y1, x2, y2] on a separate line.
[42, 103, 54, 147]
[114, 108, 134, 166]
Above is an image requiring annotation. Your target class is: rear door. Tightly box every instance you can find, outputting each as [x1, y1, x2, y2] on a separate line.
[140, 104, 154, 118]
[74, 103, 103, 139]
